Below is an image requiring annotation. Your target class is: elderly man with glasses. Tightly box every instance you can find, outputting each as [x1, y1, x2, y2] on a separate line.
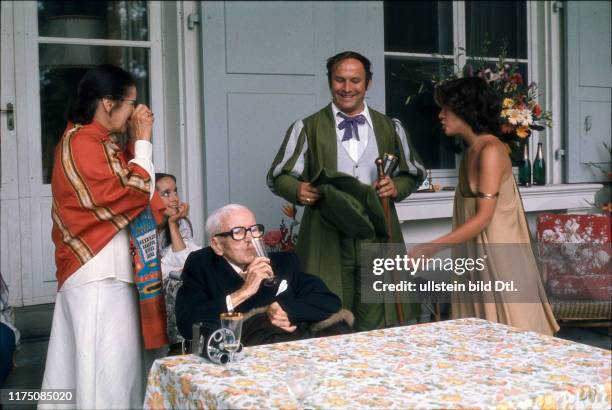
[175, 204, 353, 347]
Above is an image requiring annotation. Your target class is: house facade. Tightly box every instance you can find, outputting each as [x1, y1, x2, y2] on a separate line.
[1, 1, 609, 307]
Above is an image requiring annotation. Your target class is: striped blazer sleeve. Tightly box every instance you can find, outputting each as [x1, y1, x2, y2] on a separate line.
[391, 118, 427, 201]
[266, 120, 309, 204]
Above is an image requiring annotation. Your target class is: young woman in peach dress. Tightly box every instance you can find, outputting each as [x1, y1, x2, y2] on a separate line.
[415, 77, 558, 336]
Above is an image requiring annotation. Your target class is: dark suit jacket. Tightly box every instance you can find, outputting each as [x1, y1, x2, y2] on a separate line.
[175, 247, 341, 339]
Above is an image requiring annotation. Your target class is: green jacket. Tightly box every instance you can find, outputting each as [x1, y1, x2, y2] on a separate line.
[267, 104, 425, 324]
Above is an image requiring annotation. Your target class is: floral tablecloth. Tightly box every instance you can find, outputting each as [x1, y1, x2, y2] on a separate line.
[144, 318, 611, 409]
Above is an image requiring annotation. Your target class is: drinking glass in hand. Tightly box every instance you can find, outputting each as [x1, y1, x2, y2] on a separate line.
[220, 312, 243, 368]
[251, 237, 279, 286]
[285, 360, 315, 410]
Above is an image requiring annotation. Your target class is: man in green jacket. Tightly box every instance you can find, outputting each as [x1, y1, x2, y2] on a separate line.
[267, 51, 425, 330]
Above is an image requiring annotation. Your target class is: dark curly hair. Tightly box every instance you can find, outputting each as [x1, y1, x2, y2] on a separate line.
[434, 77, 502, 136]
[155, 173, 176, 184]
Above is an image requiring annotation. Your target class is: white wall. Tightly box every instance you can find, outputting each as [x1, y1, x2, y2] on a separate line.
[199, 1, 386, 239]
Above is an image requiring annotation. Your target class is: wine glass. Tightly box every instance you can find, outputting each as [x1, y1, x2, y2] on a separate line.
[251, 237, 279, 286]
[285, 360, 315, 410]
[220, 312, 243, 369]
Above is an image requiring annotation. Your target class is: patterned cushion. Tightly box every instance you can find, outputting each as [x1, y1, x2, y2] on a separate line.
[163, 275, 184, 345]
[536, 213, 611, 304]
[547, 274, 611, 300]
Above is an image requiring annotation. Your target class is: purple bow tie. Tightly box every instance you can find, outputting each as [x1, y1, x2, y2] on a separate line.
[337, 112, 366, 142]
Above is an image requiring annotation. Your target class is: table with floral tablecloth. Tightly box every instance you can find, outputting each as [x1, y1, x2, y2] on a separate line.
[144, 318, 611, 409]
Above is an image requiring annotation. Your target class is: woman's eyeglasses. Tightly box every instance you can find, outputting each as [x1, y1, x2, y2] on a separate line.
[214, 224, 264, 241]
[102, 95, 137, 106]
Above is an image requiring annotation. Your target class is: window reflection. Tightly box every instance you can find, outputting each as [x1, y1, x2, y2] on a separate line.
[466, 1, 527, 59]
[39, 45, 150, 184]
[384, 1, 453, 55]
[384, 0, 528, 171]
[385, 58, 458, 170]
[38, 1, 149, 41]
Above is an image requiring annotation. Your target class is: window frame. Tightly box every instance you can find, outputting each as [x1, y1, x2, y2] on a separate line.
[32, 0, 166, 193]
[384, 1, 539, 187]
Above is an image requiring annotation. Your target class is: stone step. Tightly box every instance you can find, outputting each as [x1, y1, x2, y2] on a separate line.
[13, 303, 54, 340]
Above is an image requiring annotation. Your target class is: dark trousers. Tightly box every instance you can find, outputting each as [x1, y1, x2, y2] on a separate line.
[340, 236, 384, 331]
[0, 322, 16, 386]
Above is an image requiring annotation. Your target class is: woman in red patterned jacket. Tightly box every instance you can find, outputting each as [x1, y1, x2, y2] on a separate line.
[41, 65, 162, 409]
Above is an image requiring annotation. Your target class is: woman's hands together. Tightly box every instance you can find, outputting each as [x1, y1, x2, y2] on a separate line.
[128, 104, 154, 142]
[167, 202, 190, 224]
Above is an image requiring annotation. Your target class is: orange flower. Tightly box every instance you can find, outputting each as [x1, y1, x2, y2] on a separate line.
[441, 394, 462, 402]
[516, 125, 530, 138]
[180, 374, 192, 396]
[282, 203, 297, 219]
[146, 392, 165, 410]
[511, 73, 523, 84]
[532, 103, 542, 117]
[501, 124, 514, 134]
[404, 383, 431, 393]
[263, 230, 282, 247]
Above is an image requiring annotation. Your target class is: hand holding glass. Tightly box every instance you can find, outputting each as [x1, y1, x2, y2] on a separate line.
[251, 237, 279, 286]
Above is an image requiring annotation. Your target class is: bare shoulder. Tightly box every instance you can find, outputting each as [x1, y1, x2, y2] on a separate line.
[478, 136, 512, 172]
[480, 137, 509, 159]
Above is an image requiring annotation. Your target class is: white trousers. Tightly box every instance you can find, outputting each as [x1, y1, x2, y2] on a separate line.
[40, 279, 144, 409]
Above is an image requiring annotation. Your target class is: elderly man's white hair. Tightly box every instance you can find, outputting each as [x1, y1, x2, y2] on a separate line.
[205, 203, 253, 240]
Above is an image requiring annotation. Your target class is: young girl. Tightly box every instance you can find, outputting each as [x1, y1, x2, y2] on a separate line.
[155, 173, 201, 278]
[155, 173, 201, 348]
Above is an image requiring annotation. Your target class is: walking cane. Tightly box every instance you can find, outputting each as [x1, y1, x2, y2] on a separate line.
[375, 157, 405, 325]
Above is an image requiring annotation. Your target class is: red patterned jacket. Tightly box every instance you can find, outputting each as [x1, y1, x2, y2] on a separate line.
[51, 121, 165, 289]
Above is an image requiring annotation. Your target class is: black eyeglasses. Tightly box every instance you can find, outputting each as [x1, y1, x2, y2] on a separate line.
[214, 224, 264, 241]
[102, 95, 137, 106]
[121, 98, 137, 106]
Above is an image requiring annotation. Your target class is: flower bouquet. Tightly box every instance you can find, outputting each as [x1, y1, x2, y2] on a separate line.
[475, 60, 551, 162]
[262, 203, 300, 252]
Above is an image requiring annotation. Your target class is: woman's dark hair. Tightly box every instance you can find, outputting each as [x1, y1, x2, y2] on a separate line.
[155, 173, 176, 184]
[326, 51, 373, 88]
[66, 64, 135, 125]
[434, 77, 502, 136]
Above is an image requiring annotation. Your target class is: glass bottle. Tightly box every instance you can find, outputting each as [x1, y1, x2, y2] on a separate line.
[533, 142, 546, 185]
[518, 142, 531, 187]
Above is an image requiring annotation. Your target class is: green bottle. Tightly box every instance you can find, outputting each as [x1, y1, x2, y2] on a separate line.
[533, 142, 546, 185]
[518, 142, 531, 187]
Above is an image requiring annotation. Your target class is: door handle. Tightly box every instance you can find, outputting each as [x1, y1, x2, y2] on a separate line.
[0, 103, 14, 130]
[584, 115, 592, 133]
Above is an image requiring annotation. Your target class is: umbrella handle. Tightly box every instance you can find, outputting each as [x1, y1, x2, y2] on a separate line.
[375, 157, 405, 325]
